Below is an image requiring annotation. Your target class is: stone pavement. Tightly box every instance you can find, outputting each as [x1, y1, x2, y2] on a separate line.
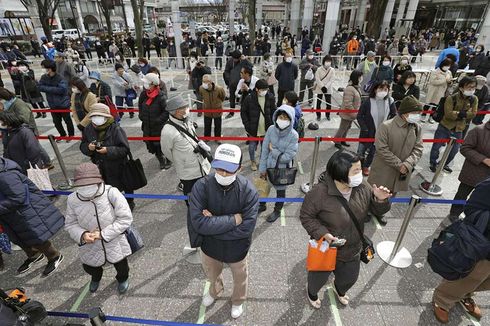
[1, 53, 489, 326]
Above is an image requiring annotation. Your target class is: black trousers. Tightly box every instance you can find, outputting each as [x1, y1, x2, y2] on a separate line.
[316, 93, 331, 118]
[277, 89, 288, 107]
[229, 86, 237, 108]
[51, 112, 74, 136]
[215, 57, 223, 70]
[308, 257, 360, 297]
[83, 258, 129, 283]
[449, 182, 474, 217]
[259, 189, 286, 212]
[181, 177, 202, 206]
[204, 116, 222, 137]
[299, 80, 314, 104]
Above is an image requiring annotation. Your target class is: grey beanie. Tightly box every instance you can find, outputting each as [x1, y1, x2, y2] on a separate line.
[166, 96, 188, 113]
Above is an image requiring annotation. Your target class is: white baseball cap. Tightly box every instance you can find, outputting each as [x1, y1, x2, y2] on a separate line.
[211, 144, 242, 173]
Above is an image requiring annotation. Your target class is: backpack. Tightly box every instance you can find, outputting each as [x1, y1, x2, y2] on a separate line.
[432, 94, 474, 123]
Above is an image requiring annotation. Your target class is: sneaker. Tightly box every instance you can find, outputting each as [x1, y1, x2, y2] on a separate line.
[340, 142, 350, 147]
[250, 161, 257, 171]
[362, 167, 370, 176]
[332, 286, 349, 305]
[326, 116, 331, 121]
[89, 281, 100, 293]
[197, 112, 203, 117]
[225, 113, 234, 119]
[429, 164, 437, 173]
[316, 117, 321, 122]
[460, 298, 482, 320]
[231, 304, 243, 319]
[42, 254, 63, 277]
[374, 214, 388, 226]
[177, 182, 184, 192]
[334, 143, 342, 150]
[433, 302, 449, 323]
[163, 159, 172, 170]
[443, 166, 453, 173]
[202, 292, 215, 307]
[65, 139, 72, 143]
[43, 163, 55, 170]
[258, 204, 266, 213]
[17, 254, 45, 274]
[266, 210, 281, 223]
[35, 113, 42, 119]
[118, 279, 129, 294]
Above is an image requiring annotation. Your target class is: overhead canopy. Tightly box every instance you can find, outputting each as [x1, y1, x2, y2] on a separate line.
[0, 0, 28, 18]
[4, 11, 29, 18]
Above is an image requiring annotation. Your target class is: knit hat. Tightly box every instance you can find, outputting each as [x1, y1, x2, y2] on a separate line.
[115, 63, 124, 71]
[88, 103, 113, 118]
[89, 71, 101, 81]
[130, 64, 141, 74]
[255, 79, 269, 90]
[306, 49, 314, 55]
[73, 162, 103, 187]
[476, 75, 487, 90]
[367, 51, 376, 57]
[143, 73, 160, 86]
[231, 50, 241, 59]
[398, 95, 422, 114]
[166, 96, 187, 113]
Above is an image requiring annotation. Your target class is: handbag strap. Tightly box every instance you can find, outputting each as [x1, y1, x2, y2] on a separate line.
[335, 195, 364, 240]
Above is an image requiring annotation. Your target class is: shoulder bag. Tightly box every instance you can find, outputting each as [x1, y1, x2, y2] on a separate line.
[121, 151, 147, 191]
[266, 153, 297, 186]
[336, 196, 375, 264]
[166, 119, 213, 163]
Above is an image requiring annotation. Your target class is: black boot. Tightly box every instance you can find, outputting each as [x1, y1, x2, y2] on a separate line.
[375, 214, 388, 226]
[35, 113, 42, 119]
[156, 154, 172, 170]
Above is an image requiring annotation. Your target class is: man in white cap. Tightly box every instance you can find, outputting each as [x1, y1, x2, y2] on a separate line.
[188, 144, 259, 319]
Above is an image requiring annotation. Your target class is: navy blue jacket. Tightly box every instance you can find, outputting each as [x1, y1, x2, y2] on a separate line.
[357, 97, 396, 143]
[37, 73, 70, 109]
[188, 174, 259, 263]
[0, 158, 64, 246]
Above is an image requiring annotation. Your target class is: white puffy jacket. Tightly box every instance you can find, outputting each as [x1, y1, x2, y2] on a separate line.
[65, 185, 133, 267]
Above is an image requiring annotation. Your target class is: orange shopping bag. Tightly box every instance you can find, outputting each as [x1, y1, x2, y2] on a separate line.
[306, 238, 337, 271]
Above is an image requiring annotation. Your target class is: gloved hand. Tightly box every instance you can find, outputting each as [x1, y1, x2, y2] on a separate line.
[197, 140, 211, 153]
[321, 86, 328, 94]
[457, 110, 467, 120]
[77, 124, 84, 132]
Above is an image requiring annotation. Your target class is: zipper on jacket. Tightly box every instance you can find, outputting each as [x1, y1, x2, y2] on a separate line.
[92, 200, 108, 266]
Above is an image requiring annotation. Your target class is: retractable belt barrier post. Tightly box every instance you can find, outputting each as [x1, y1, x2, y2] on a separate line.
[377, 195, 421, 268]
[47, 134, 73, 190]
[301, 136, 321, 194]
[420, 137, 457, 196]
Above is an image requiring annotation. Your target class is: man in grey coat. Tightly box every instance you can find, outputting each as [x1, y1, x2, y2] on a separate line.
[298, 49, 319, 105]
[54, 52, 76, 85]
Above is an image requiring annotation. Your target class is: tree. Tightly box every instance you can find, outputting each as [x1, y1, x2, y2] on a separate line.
[130, 0, 144, 57]
[97, 0, 113, 37]
[366, 0, 389, 38]
[247, 0, 256, 45]
[21, 0, 61, 41]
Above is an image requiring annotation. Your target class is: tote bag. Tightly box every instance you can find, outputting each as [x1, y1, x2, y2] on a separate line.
[27, 164, 53, 191]
[121, 152, 147, 191]
[306, 238, 337, 271]
[266, 153, 297, 186]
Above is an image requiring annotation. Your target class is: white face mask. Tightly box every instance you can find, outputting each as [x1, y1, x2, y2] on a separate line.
[324, 62, 331, 68]
[376, 91, 388, 99]
[202, 83, 209, 90]
[307, 55, 313, 60]
[139, 63, 145, 67]
[72, 87, 79, 94]
[285, 57, 293, 63]
[215, 172, 236, 186]
[407, 113, 421, 124]
[382, 61, 391, 66]
[258, 90, 268, 97]
[463, 89, 475, 97]
[77, 184, 100, 198]
[143, 81, 151, 89]
[358, 76, 363, 84]
[91, 116, 107, 126]
[348, 172, 363, 188]
[18, 66, 28, 72]
[182, 107, 190, 118]
[401, 59, 408, 65]
[441, 66, 449, 72]
[276, 119, 290, 129]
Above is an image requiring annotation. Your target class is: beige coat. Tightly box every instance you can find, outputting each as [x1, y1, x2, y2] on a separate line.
[340, 84, 361, 121]
[70, 92, 98, 127]
[426, 68, 452, 104]
[458, 121, 490, 187]
[368, 115, 423, 193]
[313, 66, 335, 94]
[199, 83, 226, 118]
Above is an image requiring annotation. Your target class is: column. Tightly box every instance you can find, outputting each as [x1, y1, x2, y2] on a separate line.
[256, 0, 263, 31]
[349, 8, 356, 29]
[144, 6, 149, 25]
[124, 1, 135, 29]
[290, 0, 301, 37]
[171, 0, 183, 68]
[26, 5, 46, 41]
[283, 2, 289, 27]
[404, 0, 420, 32]
[355, 0, 367, 32]
[481, 4, 490, 54]
[229, 0, 235, 36]
[322, 0, 341, 53]
[302, 0, 314, 33]
[381, 0, 396, 34]
[54, 9, 63, 30]
[396, 0, 408, 26]
[75, 0, 86, 33]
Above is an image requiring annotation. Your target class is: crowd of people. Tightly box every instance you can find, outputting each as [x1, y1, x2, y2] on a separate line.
[0, 23, 489, 323]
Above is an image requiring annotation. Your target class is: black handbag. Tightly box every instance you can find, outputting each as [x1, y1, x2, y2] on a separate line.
[266, 153, 297, 186]
[124, 225, 144, 254]
[336, 196, 376, 264]
[121, 152, 147, 191]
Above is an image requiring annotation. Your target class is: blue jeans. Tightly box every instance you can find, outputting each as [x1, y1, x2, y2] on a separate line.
[115, 96, 134, 116]
[357, 142, 376, 168]
[429, 124, 462, 167]
[249, 141, 261, 162]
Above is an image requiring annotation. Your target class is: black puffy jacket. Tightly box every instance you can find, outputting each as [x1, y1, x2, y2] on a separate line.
[4, 125, 44, 174]
[240, 91, 274, 136]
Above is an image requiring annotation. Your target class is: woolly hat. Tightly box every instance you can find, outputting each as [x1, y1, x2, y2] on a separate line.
[88, 103, 113, 118]
[366, 51, 376, 57]
[398, 95, 422, 114]
[143, 73, 160, 86]
[130, 64, 141, 74]
[73, 162, 103, 187]
[166, 96, 187, 113]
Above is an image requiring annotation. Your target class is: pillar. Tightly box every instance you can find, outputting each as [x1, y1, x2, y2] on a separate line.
[26, 5, 46, 41]
[75, 0, 86, 34]
[124, 2, 134, 29]
[256, 0, 263, 31]
[290, 0, 301, 37]
[381, 0, 396, 35]
[322, 0, 341, 53]
[479, 3, 490, 54]
[54, 9, 63, 30]
[355, 0, 367, 32]
[229, 0, 235, 36]
[283, 2, 289, 27]
[396, 0, 408, 26]
[349, 8, 356, 29]
[171, 0, 183, 68]
[302, 0, 314, 33]
[404, 0, 420, 32]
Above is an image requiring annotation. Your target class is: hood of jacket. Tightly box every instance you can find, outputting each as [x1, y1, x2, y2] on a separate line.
[272, 104, 295, 136]
[0, 157, 22, 173]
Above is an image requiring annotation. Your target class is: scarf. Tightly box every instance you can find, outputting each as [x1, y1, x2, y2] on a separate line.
[363, 59, 375, 74]
[145, 87, 160, 106]
[370, 98, 390, 130]
[95, 117, 115, 142]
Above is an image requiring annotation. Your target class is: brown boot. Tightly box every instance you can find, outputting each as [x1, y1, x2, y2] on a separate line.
[433, 302, 449, 324]
[460, 298, 482, 320]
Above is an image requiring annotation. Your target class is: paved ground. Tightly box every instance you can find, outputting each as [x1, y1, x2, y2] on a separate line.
[1, 52, 489, 326]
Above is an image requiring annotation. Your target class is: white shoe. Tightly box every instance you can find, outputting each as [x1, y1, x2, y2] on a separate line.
[231, 304, 243, 319]
[202, 292, 215, 307]
[332, 286, 349, 305]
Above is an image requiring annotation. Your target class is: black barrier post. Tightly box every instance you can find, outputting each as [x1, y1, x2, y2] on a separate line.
[89, 307, 106, 326]
[47, 134, 73, 190]
[377, 195, 421, 268]
[301, 136, 321, 194]
[420, 137, 456, 196]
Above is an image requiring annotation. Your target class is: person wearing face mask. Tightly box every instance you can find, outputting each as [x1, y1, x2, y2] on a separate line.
[235, 65, 259, 106]
[240, 79, 275, 171]
[370, 55, 394, 84]
[313, 55, 336, 121]
[215, 37, 224, 70]
[393, 55, 413, 83]
[258, 105, 298, 222]
[6, 59, 22, 96]
[469, 75, 489, 127]
[88, 71, 113, 107]
[392, 71, 420, 110]
[15, 61, 47, 119]
[143, 33, 151, 58]
[199, 74, 226, 138]
[161, 96, 211, 200]
[138, 73, 170, 170]
[65, 162, 133, 294]
[188, 144, 259, 319]
[469, 45, 490, 76]
[192, 60, 212, 116]
[298, 50, 320, 106]
[429, 77, 478, 173]
[275, 48, 299, 107]
[259, 52, 276, 95]
[356, 51, 378, 95]
[70, 77, 97, 132]
[54, 52, 76, 85]
[346, 35, 359, 69]
[357, 81, 396, 177]
[112, 63, 135, 119]
[426, 58, 454, 123]
[137, 57, 152, 75]
[223, 50, 252, 119]
[367, 96, 423, 225]
[300, 150, 391, 309]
